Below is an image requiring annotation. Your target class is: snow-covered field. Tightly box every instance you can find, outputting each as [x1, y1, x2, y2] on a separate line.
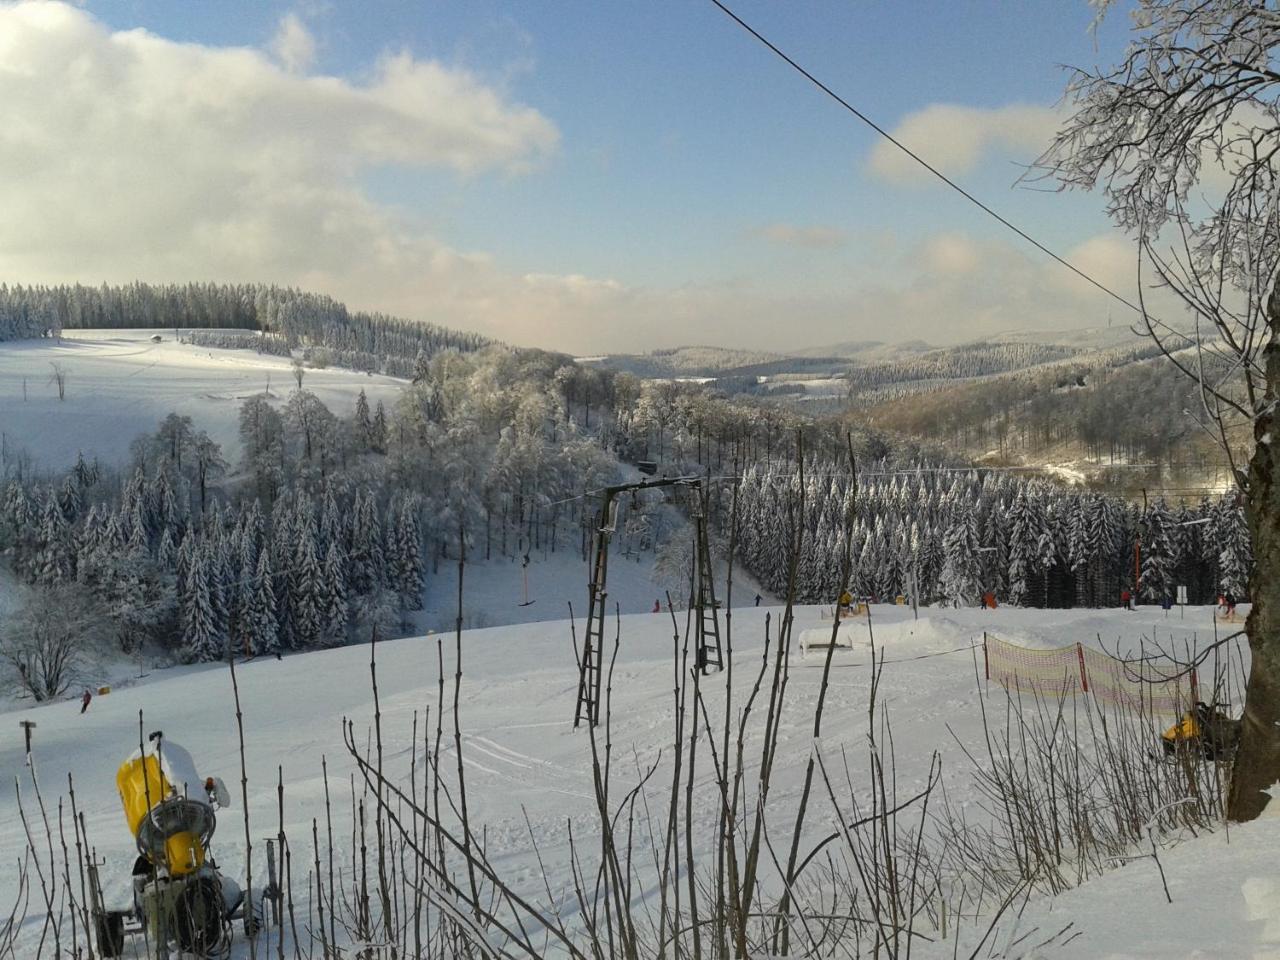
[0, 331, 406, 469]
[2, 602, 1265, 959]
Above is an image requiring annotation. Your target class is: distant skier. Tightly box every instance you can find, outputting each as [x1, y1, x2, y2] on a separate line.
[838, 590, 853, 617]
[982, 590, 997, 610]
[80, 688, 92, 714]
[652, 599, 661, 613]
[754, 593, 762, 607]
[1120, 588, 1132, 610]
[1224, 592, 1237, 619]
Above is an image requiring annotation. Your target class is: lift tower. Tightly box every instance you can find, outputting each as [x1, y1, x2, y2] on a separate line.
[574, 476, 723, 727]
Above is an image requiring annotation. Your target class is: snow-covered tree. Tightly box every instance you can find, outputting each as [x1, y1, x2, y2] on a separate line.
[183, 548, 226, 662]
[239, 550, 279, 658]
[939, 515, 981, 607]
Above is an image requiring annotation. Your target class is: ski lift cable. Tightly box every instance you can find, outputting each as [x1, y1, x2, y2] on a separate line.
[706, 0, 1143, 317]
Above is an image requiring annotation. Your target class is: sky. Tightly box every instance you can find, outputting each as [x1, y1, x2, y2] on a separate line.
[0, 0, 1153, 353]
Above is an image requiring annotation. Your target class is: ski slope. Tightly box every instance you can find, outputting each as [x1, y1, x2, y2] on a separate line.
[1, 603, 1263, 958]
[0, 330, 405, 470]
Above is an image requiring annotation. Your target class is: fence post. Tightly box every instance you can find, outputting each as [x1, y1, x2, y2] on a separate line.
[1075, 642, 1089, 693]
[982, 632, 989, 683]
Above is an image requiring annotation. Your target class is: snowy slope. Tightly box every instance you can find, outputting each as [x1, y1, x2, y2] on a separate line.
[0, 603, 1255, 957]
[0, 330, 405, 469]
[1008, 814, 1280, 958]
[413, 545, 774, 633]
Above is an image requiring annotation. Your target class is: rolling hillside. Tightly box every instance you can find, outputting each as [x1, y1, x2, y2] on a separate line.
[0, 330, 406, 469]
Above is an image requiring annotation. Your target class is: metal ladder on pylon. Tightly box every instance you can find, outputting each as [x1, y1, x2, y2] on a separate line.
[693, 504, 723, 675]
[574, 500, 614, 727]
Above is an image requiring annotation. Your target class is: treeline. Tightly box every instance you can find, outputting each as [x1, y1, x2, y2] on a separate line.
[0, 283, 492, 371]
[607, 380, 1248, 609]
[730, 463, 1249, 608]
[844, 340, 1086, 392]
[0, 285, 69, 342]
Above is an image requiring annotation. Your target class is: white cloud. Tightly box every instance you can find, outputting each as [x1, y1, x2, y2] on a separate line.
[0, 1, 560, 326]
[1057, 234, 1137, 295]
[754, 223, 847, 249]
[920, 232, 981, 275]
[868, 103, 1060, 186]
[272, 12, 316, 74]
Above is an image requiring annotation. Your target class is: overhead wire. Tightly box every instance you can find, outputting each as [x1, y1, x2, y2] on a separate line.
[706, 0, 1144, 316]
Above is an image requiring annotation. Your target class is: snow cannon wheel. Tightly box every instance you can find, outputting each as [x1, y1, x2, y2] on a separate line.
[171, 874, 228, 955]
[94, 911, 125, 959]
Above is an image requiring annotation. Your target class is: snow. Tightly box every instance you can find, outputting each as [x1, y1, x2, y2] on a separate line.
[1042, 463, 1088, 485]
[1006, 819, 1280, 958]
[412, 545, 773, 633]
[0, 602, 1262, 957]
[0, 330, 405, 469]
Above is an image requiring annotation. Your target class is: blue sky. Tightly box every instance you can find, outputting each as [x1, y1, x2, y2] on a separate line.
[0, 1, 1143, 351]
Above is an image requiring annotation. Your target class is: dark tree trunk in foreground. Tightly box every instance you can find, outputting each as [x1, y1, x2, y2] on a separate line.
[1230, 315, 1280, 820]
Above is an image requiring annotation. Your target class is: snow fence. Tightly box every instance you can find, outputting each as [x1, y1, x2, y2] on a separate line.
[983, 633, 1197, 717]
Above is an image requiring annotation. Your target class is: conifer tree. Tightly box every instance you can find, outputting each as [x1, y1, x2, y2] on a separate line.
[36, 496, 73, 585]
[395, 500, 425, 608]
[355, 389, 372, 451]
[1006, 490, 1035, 606]
[240, 550, 279, 657]
[322, 542, 349, 645]
[289, 531, 324, 648]
[940, 515, 981, 607]
[183, 549, 225, 662]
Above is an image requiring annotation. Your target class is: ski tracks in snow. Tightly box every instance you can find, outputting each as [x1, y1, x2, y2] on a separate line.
[436, 732, 594, 801]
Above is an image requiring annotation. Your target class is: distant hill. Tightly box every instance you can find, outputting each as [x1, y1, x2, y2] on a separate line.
[578, 345, 789, 379]
[583, 326, 1151, 385]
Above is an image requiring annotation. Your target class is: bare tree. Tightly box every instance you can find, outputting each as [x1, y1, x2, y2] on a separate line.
[191, 431, 226, 515]
[47, 362, 66, 401]
[2, 586, 95, 701]
[1033, 0, 1280, 820]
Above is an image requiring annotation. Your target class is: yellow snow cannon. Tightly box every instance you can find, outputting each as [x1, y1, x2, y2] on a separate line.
[89, 731, 263, 960]
[116, 740, 214, 876]
[1160, 702, 1240, 761]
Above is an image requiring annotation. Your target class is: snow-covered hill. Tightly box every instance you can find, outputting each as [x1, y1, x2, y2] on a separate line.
[1, 603, 1263, 958]
[0, 330, 405, 469]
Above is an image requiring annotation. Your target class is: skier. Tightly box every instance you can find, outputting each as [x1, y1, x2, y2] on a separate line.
[1120, 588, 1132, 610]
[80, 688, 92, 714]
[838, 590, 853, 617]
[652, 599, 660, 614]
[982, 590, 996, 610]
[754, 593, 762, 607]
[1224, 592, 1237, 620]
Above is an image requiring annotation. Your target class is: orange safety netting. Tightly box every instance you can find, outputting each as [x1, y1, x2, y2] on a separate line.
[983, 634, 1196, 717]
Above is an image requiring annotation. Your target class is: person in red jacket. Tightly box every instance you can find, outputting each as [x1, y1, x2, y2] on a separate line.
[1120, 588, 1132, 610]
[652, 599, 661, 613]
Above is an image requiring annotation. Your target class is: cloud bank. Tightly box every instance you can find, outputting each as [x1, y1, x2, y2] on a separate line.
[754, 223, 847, 249]
[868, 103, 1060, 186]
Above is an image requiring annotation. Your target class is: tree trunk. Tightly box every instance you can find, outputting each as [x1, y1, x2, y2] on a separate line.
[1229, 323, 1280, 822]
